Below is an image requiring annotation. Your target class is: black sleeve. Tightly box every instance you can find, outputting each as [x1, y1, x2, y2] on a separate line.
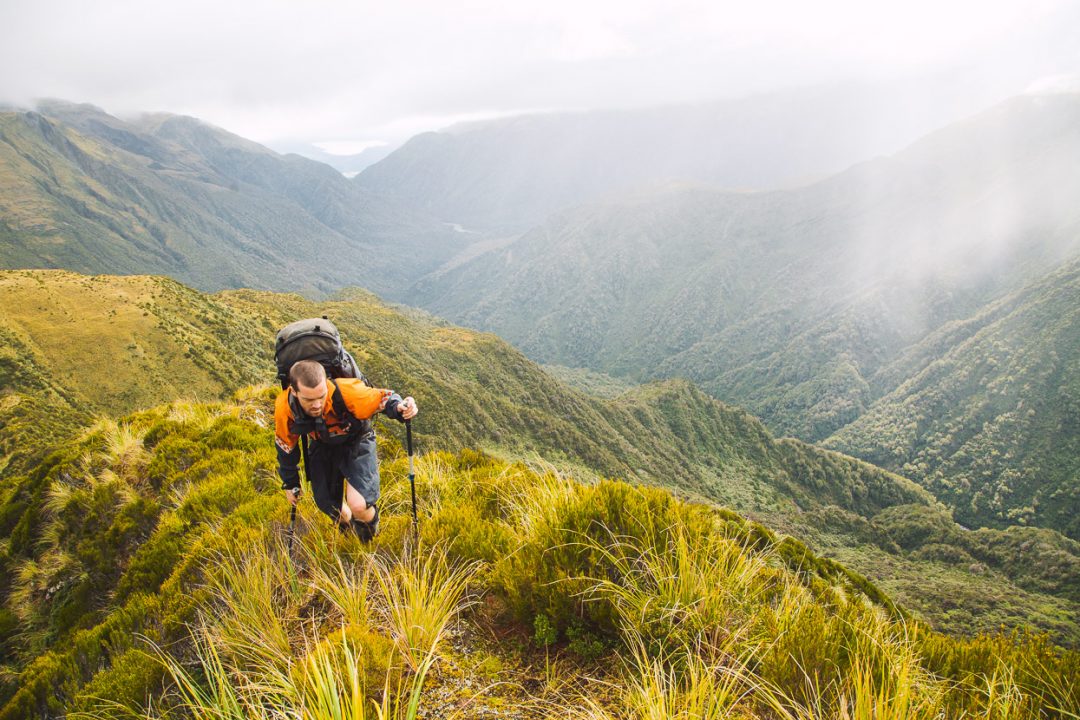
[277, 443, 301, 490]
[382, 392, 406, 422]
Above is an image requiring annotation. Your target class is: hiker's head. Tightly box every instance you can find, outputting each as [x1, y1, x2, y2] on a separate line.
[290, 360, 328, 416]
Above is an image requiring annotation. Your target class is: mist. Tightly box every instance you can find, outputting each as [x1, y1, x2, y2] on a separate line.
[2, 0, 1078, 155]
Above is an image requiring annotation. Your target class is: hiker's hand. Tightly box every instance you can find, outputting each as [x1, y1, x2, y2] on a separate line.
[399, 397, 418, 420]
[285, 488, 300, 506]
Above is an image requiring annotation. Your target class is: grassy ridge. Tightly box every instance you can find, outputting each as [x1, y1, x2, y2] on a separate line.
[0, 322, 89, 477]
[0, 394, 1077, 718]
[1, 269, 1077, 648]
[216, 285, 933, 519]
[0, 269, 928, 517]
[0, 269, 268, 478]
[0, 270, 267, 415]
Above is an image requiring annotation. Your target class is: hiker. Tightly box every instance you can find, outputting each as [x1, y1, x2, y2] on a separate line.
[275, 358, 418, 541]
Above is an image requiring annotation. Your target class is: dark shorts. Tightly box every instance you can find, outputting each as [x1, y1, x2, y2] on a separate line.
[306, 432, 380, 522]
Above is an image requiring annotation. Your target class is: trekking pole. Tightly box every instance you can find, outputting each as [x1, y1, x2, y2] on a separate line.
[288, 436, 310, 555]
[287, 499, 298, 552]
[406, 419, 418, 531]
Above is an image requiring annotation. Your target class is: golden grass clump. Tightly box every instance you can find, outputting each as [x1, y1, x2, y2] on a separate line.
[372, 545, 479, 672]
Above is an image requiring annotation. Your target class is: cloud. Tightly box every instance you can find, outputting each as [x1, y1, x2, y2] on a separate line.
[312, 140, 389, 156]
[1, 0, 1078, 149]
[1025, 74, 1080, 94]
[550, 22, 637, 63]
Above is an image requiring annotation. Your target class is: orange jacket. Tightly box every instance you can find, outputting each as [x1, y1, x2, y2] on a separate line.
[274, 378, 396, 454]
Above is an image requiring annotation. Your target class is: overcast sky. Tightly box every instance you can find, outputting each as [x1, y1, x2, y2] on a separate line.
[2, 0, 1079, 155]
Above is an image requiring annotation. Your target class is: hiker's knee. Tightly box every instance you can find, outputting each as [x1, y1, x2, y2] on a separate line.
[344, 483, 368, 515]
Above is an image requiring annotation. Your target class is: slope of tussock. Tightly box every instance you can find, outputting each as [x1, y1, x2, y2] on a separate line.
[0, 390, 1076, 719]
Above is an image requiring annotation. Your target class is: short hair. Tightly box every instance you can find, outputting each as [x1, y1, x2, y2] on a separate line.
[289, 360, 326, 391]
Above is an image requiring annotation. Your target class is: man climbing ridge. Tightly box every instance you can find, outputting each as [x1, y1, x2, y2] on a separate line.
[275, 358, 418, 542]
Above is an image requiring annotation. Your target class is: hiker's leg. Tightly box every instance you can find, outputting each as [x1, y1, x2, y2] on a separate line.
[308, 441, 347, 525]
[344, 483, 373, 523]
[342, 433, 380, 524]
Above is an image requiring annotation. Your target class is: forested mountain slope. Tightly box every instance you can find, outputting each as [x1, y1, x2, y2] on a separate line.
[412, 94, 1080, 442]
[826, 255, 1080, 538]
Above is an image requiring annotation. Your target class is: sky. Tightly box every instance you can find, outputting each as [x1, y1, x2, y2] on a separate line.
[2, 0, 1079, 157]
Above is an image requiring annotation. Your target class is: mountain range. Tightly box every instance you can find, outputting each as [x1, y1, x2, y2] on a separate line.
[4, 81, 1080, 714]
[2, 269, 1077, 650]
[0, 100, 462, 296]
[400, 93, 1080, 539]
[355, 82, 1003, 233]
[0, 90, 1075, 591]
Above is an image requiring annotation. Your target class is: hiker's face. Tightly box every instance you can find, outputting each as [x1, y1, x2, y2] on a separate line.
[295, 380, 328, 417]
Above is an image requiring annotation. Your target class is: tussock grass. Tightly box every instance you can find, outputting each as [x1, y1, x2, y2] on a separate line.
[103, 422, 150, 481]
[309, 552, 371, 630]
[201, 548, 296, 684]
[575, 632, 753, 720]
[298, 628, 378, 720]
[581, 524, 775, 659]
[372, 545, 479, 671]
[73, 539, 472, 719]
[8, 400, 1080, 719]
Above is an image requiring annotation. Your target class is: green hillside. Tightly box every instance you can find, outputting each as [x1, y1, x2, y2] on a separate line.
[414, 94, 1080, 445]
[409, 94, 1080, 544]
[2, 269, 1078, 648]
[0, 394, 1077, 718]
[0, 102, 461, 296]
[0, 269, 928, 520]
[0, 270, 269, 477]
[826, 256, 1080, 539]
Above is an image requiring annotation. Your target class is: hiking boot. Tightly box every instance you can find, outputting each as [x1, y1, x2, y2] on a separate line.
[368, 504, 380, 538]
[349, 505, 379, 543]
[350, 518, 372, 543]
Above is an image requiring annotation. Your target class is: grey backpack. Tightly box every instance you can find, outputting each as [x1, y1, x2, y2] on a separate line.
[274, 317, 368, 389]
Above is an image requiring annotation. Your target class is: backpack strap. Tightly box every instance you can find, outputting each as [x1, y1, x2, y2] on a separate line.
[328, 378, 349, 419]
[326, 379, 372, 439]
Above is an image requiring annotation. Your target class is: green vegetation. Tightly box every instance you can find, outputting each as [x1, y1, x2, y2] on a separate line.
[0, 270, 268, 479]
[0, 102, 459, 296]
[1, 95, 1078, 717]
[541, 363, 639, 398]
[827, 258, 1080, 540]
[2, 268, 1078, 649]
[1, 394, 1077, 718]
[408, 95, 1080, 543]
[5, 96, 1080, 549]
[799, 505, 1080, 642]
[415, 94, 1080, 446]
